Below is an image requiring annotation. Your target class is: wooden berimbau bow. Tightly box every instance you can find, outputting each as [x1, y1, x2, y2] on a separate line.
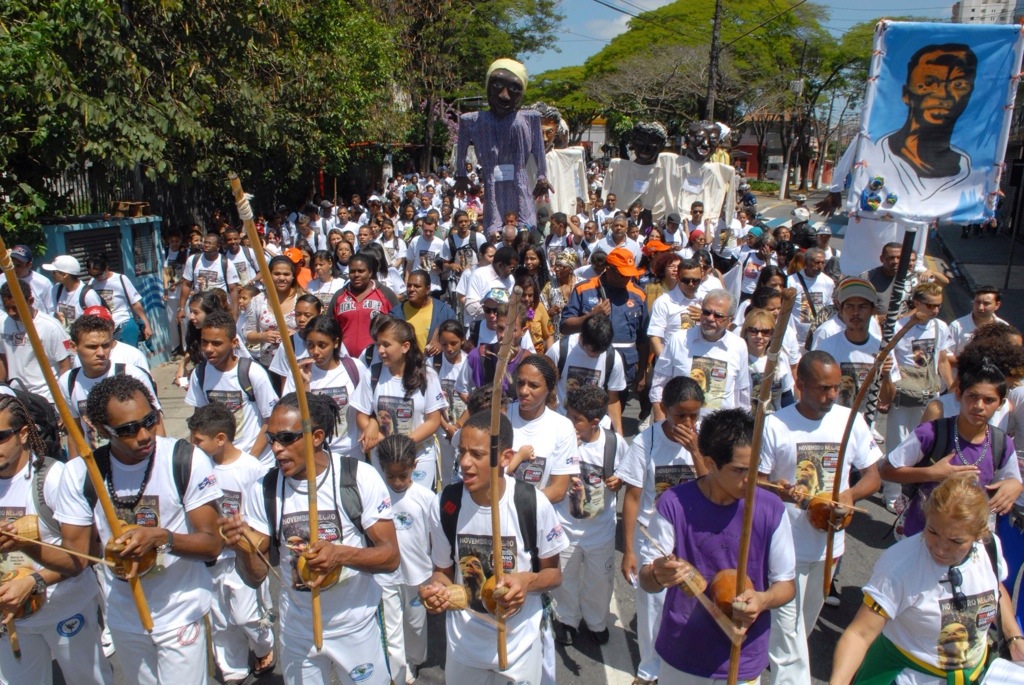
[229, 173, 327, 651]
[0, 236, 154, 632]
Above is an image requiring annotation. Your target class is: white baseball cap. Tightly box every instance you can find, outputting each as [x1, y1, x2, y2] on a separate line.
[42, 255, 82, 276]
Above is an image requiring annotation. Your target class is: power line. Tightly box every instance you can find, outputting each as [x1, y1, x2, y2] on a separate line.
[587, 0, 695, 41]
[826, 4, 950, 9]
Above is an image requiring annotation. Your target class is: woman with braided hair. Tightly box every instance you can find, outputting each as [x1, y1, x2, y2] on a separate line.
[0, 394, 113, 684]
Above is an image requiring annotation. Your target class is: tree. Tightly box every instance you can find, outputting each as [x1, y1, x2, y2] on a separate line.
[529, 66, 602, 144]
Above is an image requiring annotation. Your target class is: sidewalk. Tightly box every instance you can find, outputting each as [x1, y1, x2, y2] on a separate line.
[152, 361, 191, 438]
[932, 222, 1024, 325]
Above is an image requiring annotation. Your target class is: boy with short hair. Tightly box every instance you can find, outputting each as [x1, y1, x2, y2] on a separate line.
[185, 310, 278, 462]
[551, 385, 627, 647]
[187, 403, 275, 683]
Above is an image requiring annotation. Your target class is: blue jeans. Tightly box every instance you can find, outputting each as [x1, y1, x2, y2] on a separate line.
[114, 318, 141, 348]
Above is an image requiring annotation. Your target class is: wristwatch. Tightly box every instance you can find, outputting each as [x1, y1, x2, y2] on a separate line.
[158, 530, 174, 553]
[30, 572, 46, 596]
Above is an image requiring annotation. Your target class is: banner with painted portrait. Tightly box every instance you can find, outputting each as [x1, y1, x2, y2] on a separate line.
[845, 21, 1024, 224]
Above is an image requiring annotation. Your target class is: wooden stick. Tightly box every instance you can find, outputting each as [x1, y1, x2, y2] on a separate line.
[489, 285, 523, 671]
[823, 312, 925, 598]
[756, 483, 870, 515]
[728, 287, 798, 684]
[637, 526, 743, 646]
[0, 531, 115, 567]
[229, 174, 324, 650]
[0, 237, 154, 632]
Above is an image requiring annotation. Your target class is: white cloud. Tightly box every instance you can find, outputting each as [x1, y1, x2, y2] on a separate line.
[581, 0, 676, 41]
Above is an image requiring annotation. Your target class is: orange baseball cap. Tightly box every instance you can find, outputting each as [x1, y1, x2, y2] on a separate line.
[283, 247, 303, 264]
[606, 247, 642, 278]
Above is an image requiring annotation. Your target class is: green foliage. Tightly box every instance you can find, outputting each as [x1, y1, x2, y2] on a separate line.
[529, 66, 602, 143]
[747, 179, 779, 193]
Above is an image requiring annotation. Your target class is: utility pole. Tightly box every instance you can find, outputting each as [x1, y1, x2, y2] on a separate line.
[704, 0, 723, 120]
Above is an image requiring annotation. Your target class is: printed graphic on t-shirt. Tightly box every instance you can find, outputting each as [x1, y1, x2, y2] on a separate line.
[2, 330, 27, 348]
[937, 588, 996, 670]
[208, 389, 245, 432]
[749, 370, 782, 413]
[418, 250, 437, 272]
[219, 489, 242, 517]
[383, 244, 399, 264]
[114, 496, 169, 575]
[281, 508, 343, 591]
[0, 506, 31, 574]
[654, 464, 696, 502]
[838, 362, 872, 408]
[566, 366, 601, 395]
[569, 462, 606, 520]
[802, 292, 823, 323]
[457, 533, 517, 614]
[679, 310, 695, 330]
[455, 245, 477, 270]
[196, 269, 221, 292]
[314, 387, 350, 437]
[376, 396, 414, 438]
[235, 262, 250, 285]
[513, 457, 548, 485]
[96, 289, 115, 308]
[794, 443, 840, 500]
[912, 338, 936, 369]
[58, 302, 77, 325]
[691, 356, 728, 409]
[439, 378, 466, 422]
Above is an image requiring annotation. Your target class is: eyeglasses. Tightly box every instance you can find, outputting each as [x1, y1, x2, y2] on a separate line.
[104, 410, 160, 438]
[483, 306, 499, 315]
[691, 210, 704, 215]
[746, 327, 773, 337]
[946, 566, 967, 611]
[265, 431, 304, 447]
[0, 427, 20, 443]
[679, 277, 701, 286]
[701, 308, 729, 320]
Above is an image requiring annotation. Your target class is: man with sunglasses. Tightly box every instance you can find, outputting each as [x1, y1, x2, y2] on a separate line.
[647, 258, 715, 358]
[650, 289, 750, 421]
[53, 375, 224, 683]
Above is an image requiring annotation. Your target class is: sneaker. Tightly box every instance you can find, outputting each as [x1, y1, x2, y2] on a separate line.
[589, 627, 610, 645]
[638, 415, 652, 432]
[553, 619, 577, 646]
[631, 678, 657, 685]
[825, 581, 841, 607]
[885, 499, 899, 514]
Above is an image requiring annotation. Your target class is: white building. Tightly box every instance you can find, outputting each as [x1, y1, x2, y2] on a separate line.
[953, 0, 1013, 23]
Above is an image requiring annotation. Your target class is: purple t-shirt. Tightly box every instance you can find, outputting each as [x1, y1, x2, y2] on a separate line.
[654, 479, 786, 680]
[465, 346, 525, 396]
[899, 418, 1014, 537]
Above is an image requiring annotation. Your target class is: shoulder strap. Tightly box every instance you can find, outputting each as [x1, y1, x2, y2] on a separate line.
[992, 425, 1008, 471]
[470, 321, 482, 346]
[243, 246, 257, 271]
[447, 235, 457, 262]
[370, 362, 383, 393]
[513, 479, 540, 573]
[440, 482, 465, 565]
[361, 344, 374, 368]
[66, 367, 81, 400]
[78, 283, 91, 309]
[83, 445, 110, 512]
[431, 354, 443, 374]
[171, 438, 193, 502]
[340, 356, 360, 389]
[605, 348, 617, 383]
[922, 417, 953, 466]
[33, 457, 59, 534]
[196, 361, 208, 400]
[114, 363, 126, 377]
[796, 272, 817, 318]
[54, 283, 65, 308]
[237, 357, 255, 403]
[189, 253, 202, 281]
[337, 457, 368, 544]
[263, 468, 281, 567]
[557, 336, 569, 377]
[602, 429, 617, 479]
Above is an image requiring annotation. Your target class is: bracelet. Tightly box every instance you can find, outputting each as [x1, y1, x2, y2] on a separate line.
[1007, 635, 1024, 644]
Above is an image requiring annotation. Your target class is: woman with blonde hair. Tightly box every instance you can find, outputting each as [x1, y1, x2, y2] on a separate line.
[741, 307, 794, 413]
[830, 474, 1024, 684]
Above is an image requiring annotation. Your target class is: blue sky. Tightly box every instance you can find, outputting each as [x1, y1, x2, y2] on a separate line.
[522, 0, 953, 75]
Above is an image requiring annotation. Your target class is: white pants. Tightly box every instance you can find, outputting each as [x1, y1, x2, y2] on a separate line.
[445, 639, 544, 685]
[883, 402, 929, 502]
[110, 618, 209, 685]
[209, 557, 275, 680]
[636, 580, 666, 681]
[551, 541, 615, 631]
[380, 583, 426, 685]
[279, 616, 390, 685]
[661, 660, 759, 684]
[768, 559, 828, 685]
[541, 616, 555, 685]
[0, 596, 112, 685]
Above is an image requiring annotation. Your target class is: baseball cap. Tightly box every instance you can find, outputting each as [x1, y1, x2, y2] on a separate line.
[666, 213, 681, 224]
[791, 207, 810, 223]
[816, 224, 832, 236]
[82, 305, 113, 321]
[483, 288, 510, 305]
[43, 255, 82, 276]
[11, 245, 32, 264]
[794, 194, 808, 202]
[641, 239, 673, 257]
[283, 248, 303, 264]
[747, 226, 764, 238]
[836, 278, 877, 305]
[606, 248, 642, 278]
[368, 195, 382, 203]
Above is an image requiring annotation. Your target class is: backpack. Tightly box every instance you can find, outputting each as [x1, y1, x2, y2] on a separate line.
[195, 358, 255, 404]
[368, 362, 426, 396]
[428, 354, 444, 375]
[600, 428, 618, 479]
[189, 253, 229, 288]
[53, 282, 104, 314]
[438, 478, 539, 572]
[447, 231, 479, 265]
[66, 364, 126, 401]
[261, 457, 366, 567]
[554, 336, 617, 386]
[83, 438, 193, 512]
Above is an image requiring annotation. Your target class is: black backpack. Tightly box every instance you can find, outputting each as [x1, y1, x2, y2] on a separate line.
[599, 428, 618, 479]
[188, 253, 229, 288]
[53, 282, 104, 314]
[447, 231, 479, 264]
[195, 358, 255, 404]
[66, 364, 127, 401]
[261, 457, 366, 567]
[554, 336, 617, 386]
[439, 478, 539, 572]
[83, 439, 193, 512]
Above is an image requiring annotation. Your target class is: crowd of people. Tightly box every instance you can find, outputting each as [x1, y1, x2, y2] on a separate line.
[0, 163, 1021, 685]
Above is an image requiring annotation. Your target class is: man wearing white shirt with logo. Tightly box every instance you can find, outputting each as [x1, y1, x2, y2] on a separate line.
[1, 245, 56, 316]
[594, 215, 642, 266]
[787, 247, 835, 352]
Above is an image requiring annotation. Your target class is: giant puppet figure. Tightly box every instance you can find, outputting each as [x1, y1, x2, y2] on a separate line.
[678, 120, 737, 228]
[603, 121, 682, 221]
[454, 59, 552, 234]
[529, 102, 588, 218]
[817, 21, 1024, 276]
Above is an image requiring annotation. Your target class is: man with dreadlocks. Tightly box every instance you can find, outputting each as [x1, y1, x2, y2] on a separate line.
[603, 121, 685, 223]
[0, 394, 113, 683]
[52, 375, 223, 684]
[220, 392, 400, 685]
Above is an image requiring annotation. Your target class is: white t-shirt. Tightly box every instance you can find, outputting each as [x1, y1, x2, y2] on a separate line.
[892, 316, 953, 377]
[545, 335, 627, 409]
[88, 273, 141, 326]
[71, 339, 151, 371]
[306, 277, 346, 308]
[508, 404, 580, 490]
[409, 236, 445, 289]
[375, 235, 408, 268]
[865, 535, 1005, 683]
[269, 332, 309, 377]
[182, 254, 240, 294]
[811, 313, 884, 348]
[0, 270, 58, 316]
[650, 327, 750, 415]
[748, 354, 795, 413]
[53, 281, 104, 330]
[760, 404, 882, 562]
[350, 366, 447, 487]
[440, 232, 488, 272]
[813, 332, 901, 410]
[212, 452, 268, 561]
[55, 437, 223, 632]
[948, 313, 1007, 356]
[246, 459, 393, 641]
[59, 363, 161, 447]
[226, 248, 259, 287]
[616, 421, 698, 529]
[788, 270, 835, 346]
[648, 287, 700, 342]
[465, 266, 515, 323]
[428, 475, 569, 670]
[594, 236, 642, 266]
[0, 311, 71, 402]
[0, 458, 98, 629]
[283, 358, 369, 460]
[185, 359, 279, 455]
[378, 482, 434, 587]
[555, 430, 628, 548]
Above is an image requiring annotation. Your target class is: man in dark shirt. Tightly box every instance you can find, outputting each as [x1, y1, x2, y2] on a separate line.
[857, 242, 902, 315]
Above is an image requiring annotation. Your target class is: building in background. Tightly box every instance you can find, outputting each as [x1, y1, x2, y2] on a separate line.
[953, 0, 1013, 23]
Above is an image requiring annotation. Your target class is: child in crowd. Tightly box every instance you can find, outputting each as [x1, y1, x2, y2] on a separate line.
[433, 319, 469, 486]
[268, 293, 322, 379]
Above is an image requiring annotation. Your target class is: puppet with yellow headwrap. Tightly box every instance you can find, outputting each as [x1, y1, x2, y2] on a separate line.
[454, 59, 553, 235]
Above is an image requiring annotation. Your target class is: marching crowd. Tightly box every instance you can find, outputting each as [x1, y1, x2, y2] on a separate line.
[0, 168, 1022, 685]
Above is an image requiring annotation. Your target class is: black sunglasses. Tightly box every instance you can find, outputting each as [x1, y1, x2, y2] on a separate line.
[0, 427, 20, 443]
[701, 308, 729, 320]
[679, 277, 701, 286]
[746, 327, 774, 337]
[104, 410, 160, 438]
[483, 306, 499, 315]
[265, 430, 304, 447]
[946, 566, 967, 611]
